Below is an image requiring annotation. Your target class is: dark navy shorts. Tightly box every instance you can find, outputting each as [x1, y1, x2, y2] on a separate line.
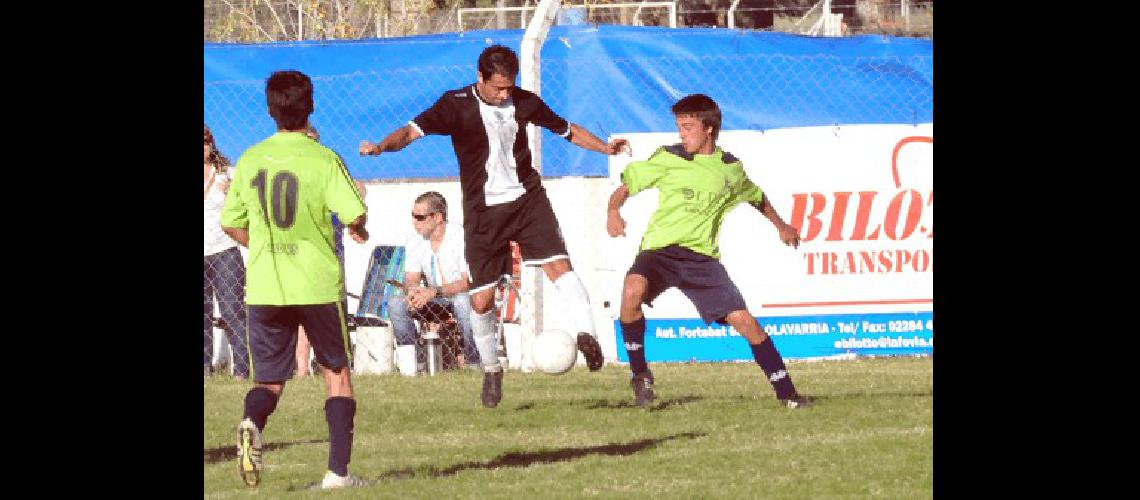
[627, 245, 749, 325]
[465, 188, 569, 293]
[247, 301, 352, 383]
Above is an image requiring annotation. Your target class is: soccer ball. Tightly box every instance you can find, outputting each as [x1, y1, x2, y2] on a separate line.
[531, 329, 578, 375]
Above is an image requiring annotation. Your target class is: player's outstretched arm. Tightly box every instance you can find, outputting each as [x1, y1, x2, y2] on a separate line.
[567, 123, 630, 156]
[750, 197, 800, 249]
[359, 125, 423, 156]
[606, 185, 630, 237]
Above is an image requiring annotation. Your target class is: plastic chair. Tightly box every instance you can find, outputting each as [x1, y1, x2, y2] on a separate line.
[351, 245, 407, 328]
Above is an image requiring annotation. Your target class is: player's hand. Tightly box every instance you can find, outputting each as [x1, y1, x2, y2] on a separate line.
[407, 287, 427, 309]
[347, 225, 369, 243]
[777, 223, 801, 249]
[605, 138, 631, 156]
[359, 140, 380, 156]
[607, 210, 627, 237]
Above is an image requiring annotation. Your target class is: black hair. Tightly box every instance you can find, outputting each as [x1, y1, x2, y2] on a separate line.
[671, 94, 722, 140]
[265, 70, 314, 131]
[477, 45, 519, 81]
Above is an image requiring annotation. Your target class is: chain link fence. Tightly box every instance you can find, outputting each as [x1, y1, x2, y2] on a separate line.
[204, 42, 931, 376]
[204, 0, 933, 42]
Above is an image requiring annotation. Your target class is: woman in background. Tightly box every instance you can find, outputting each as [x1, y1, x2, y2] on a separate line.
[204, 124, 250, 379]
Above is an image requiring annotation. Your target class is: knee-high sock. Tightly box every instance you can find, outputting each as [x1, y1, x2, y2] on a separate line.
[620, 317, 648, 375]
[469, 308, 501, 372]
[325, 397, 356, 476]
[552, 271, 596, 337]
[750, 339, 797, 400]
[243, 386, 278, 432]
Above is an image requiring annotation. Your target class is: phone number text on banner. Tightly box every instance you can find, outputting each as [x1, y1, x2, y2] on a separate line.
[614, 312, 933, 362]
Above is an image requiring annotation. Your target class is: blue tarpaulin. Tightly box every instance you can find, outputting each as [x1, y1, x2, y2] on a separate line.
[205, 25, 931, 180]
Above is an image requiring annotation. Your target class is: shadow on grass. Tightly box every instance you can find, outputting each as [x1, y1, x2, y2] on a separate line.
[510, 396, 702, 412]
[203, 438, 326, 464]
[586, 395, 702, 411]
[376, 431, 707, 481]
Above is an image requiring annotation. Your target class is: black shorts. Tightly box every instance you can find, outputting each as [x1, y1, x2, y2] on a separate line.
[247, 302, 352, 383]
[627, 245, 749, 325]
[465, 188, 568, 293]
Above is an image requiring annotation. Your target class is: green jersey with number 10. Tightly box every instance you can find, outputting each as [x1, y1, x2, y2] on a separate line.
[221, 132, 366, 305]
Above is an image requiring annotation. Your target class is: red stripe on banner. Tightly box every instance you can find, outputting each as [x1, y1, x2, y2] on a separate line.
[762, 299, 933, 308]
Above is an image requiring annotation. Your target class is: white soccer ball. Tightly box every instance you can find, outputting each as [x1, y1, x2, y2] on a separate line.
[531, 329, 578, 375]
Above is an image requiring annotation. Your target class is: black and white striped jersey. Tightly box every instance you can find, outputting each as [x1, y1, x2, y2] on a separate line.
[410, 84, 572, 215]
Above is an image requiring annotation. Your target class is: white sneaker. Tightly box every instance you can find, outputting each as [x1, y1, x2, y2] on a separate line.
[320, 470, 370, 489]
[237, 418, 263, 486]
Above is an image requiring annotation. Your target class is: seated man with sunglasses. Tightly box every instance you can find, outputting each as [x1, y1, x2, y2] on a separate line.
[386, 191, 480, 370]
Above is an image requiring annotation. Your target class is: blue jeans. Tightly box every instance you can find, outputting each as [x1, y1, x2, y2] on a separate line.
[203, 247, 250, 377]
[387, 292, 479, 365]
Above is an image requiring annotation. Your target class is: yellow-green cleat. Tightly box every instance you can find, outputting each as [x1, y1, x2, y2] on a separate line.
[237, 418, 263, 486]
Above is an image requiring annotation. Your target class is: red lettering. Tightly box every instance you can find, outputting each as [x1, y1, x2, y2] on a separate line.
[894, 250, 912, 272]
[805, 250, 932, 275]
[878, 249, 893, 271]
[913, 250, 931, 272]
[790, 193, 826, 242]
[860, 251, 875, 273]
[884, 190, 923, 240]
[792, 189, 932, 244]
[850, 191, 880, 241]
[926, 190, 933, 239]
[827, 192, 851, 241]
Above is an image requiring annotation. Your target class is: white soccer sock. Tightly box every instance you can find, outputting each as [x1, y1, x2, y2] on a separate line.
[469, 308, 501, 372]
[553, 271, 596, 337]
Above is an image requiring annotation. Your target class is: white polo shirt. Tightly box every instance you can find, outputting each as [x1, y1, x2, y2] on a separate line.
[403, 222, 469, 288]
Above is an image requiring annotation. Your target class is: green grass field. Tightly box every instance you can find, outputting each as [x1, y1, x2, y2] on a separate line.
[204, 357, 932, 498]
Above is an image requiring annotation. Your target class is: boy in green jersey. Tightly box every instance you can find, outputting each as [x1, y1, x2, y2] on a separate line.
[606, 94, 811, 409]
[221, 70, 372, 489]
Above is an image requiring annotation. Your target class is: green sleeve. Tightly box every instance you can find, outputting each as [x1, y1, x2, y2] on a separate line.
[620, 147, 669, 196]
[739, 174, 764, 205]
[325, 152, 366, 225]
[220, 155, 249, 229]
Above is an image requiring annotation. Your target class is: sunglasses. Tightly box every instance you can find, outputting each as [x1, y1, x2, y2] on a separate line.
[412, 212, 436, 221]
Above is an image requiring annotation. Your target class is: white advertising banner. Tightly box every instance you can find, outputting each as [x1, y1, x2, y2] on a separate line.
[606, 124, 933, 360]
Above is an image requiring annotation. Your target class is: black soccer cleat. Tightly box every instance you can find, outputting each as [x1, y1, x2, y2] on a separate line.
[481, 370, 503, 408]
[576, 333, 604, 371]
[630, 371, 656, 408]
[779, 393, 814, 409]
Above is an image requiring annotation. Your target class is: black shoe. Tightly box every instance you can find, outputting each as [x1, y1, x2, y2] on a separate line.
[481, 370, 503, 408]
[779, 393, 813, 409]
[630, 371, 656, 408]
[576, 333, 604, 371]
